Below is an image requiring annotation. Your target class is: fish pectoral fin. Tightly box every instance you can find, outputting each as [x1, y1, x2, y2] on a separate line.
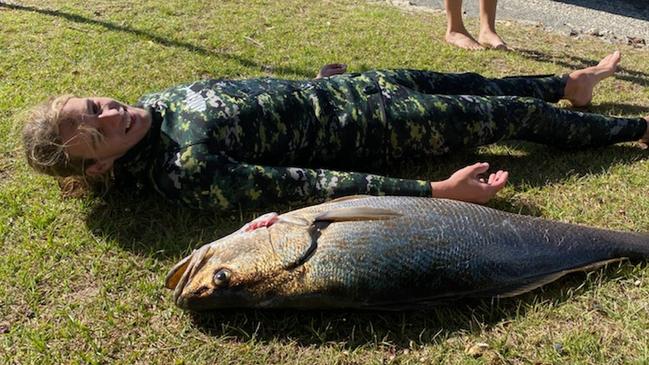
[165, 253, 193, 289]
[326, 195, 372, 203]
[497, 258, 627, 298]
[314, 207, 402, 223]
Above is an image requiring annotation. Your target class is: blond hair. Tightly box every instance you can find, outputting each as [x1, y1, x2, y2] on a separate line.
[22, 95, 107, 195]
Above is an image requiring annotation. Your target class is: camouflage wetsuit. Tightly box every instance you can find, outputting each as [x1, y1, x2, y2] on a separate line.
[113, 70, 646, 210]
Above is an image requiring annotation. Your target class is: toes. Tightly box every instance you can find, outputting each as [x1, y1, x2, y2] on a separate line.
[600, 51, 621, 69]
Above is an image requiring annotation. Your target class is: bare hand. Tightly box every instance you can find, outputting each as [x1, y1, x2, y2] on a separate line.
[316, 63, 347, 79]
[430, 162, 509, 204]
[240, 212, 279, 232]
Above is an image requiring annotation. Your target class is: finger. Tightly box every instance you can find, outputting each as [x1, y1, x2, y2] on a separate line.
[241, 223, 252, 232]
[500, 170, 509, 182]
[491, 171, 509, 188]
[487, 173, 496, 185]
[492, 170, 504, 182]
[479, 172, 507, 199]
[469, 162, 490, 177]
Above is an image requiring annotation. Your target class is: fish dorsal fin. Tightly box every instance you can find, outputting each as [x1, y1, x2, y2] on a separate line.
[165, 253, 193, 289]
[497, 258, 626, 298]
[277, 215, 310, 227]
[327, 195, 372, 203]
[314, 207, 402, 223]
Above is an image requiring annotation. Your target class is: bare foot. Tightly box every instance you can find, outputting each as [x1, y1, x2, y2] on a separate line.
[564, 51, 621, 107]
[445, 30, 483, 50]
[478, 30, 508, 50]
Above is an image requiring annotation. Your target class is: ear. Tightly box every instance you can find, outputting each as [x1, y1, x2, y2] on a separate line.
[85, 158, 115, 177]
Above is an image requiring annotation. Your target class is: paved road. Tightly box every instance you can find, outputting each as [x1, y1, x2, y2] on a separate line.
[406, 0, 649, 46]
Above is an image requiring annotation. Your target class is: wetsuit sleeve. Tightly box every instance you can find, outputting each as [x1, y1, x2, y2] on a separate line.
[158, 147, 432, 210]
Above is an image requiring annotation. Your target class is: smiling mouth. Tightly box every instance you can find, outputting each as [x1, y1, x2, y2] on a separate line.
[125, 111, 135, 134]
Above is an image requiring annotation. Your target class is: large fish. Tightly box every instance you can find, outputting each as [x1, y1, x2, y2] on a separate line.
[165, 196, 649, 310]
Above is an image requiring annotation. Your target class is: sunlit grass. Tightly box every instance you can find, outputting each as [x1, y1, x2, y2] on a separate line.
[1, 0, 648, 363]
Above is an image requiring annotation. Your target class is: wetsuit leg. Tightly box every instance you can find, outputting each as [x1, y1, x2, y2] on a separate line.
[384, 91, 646, 160]
[373, 69, 566, 101]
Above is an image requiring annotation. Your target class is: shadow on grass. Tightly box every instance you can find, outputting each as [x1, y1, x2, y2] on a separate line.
[515, 49, 649, 88]
[553, 0, 649, 22]
[83, 190, 296, 259]
[589, 102, 649, 115]
[0, 2, 314, 79]
[402, 143, 648, 210]
[83, 143, 648, 258]
[491, 143, 647, 188]
[187, 263, 642, 349]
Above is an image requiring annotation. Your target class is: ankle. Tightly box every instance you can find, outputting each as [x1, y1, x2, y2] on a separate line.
[563, 72, 590, 106]
[447, 28, 468, 35]
[479, 27, 498, 35]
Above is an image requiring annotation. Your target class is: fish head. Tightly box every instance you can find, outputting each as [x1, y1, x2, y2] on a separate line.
[165, 204, 403, 310]
[165, 221, 311, 310]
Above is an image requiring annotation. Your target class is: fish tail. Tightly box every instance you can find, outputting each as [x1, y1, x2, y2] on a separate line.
[609, 230, 649, 260]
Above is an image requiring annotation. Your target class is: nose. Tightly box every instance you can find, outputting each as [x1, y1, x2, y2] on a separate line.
[97, 106, 124, 130]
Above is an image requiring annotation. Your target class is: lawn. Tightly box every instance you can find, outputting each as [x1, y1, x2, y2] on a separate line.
[1, 0, 648, 363]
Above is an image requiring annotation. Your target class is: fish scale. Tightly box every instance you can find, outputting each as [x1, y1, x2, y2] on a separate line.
[167, 196, 649, 310]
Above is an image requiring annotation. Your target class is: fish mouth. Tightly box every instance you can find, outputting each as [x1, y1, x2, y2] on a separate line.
[173, 244, 211, 307]
[170, 228, 272, 309]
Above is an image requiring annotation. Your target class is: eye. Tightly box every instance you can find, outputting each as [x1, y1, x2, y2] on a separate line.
[91, 102, 100, 114]
[213, 269, 231, 287]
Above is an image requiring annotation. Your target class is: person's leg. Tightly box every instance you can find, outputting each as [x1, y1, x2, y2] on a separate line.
[376, 69, 565, 101]
[374, 51, 621, 105]
[444, 0, 482, 50]
[383, 91, 648, 160]
[477, 0, 507, 49]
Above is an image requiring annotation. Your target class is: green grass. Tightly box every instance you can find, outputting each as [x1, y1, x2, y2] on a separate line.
[2, 0, 649, 363]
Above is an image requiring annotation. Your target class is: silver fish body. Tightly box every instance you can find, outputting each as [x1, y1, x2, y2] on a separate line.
[166, 196, 649, 310]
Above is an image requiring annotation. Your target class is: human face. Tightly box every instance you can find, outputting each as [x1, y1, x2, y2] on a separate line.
[59, 97, 152, 174]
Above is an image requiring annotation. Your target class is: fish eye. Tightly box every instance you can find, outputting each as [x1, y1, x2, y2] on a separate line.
[213, 269, 231, 287]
